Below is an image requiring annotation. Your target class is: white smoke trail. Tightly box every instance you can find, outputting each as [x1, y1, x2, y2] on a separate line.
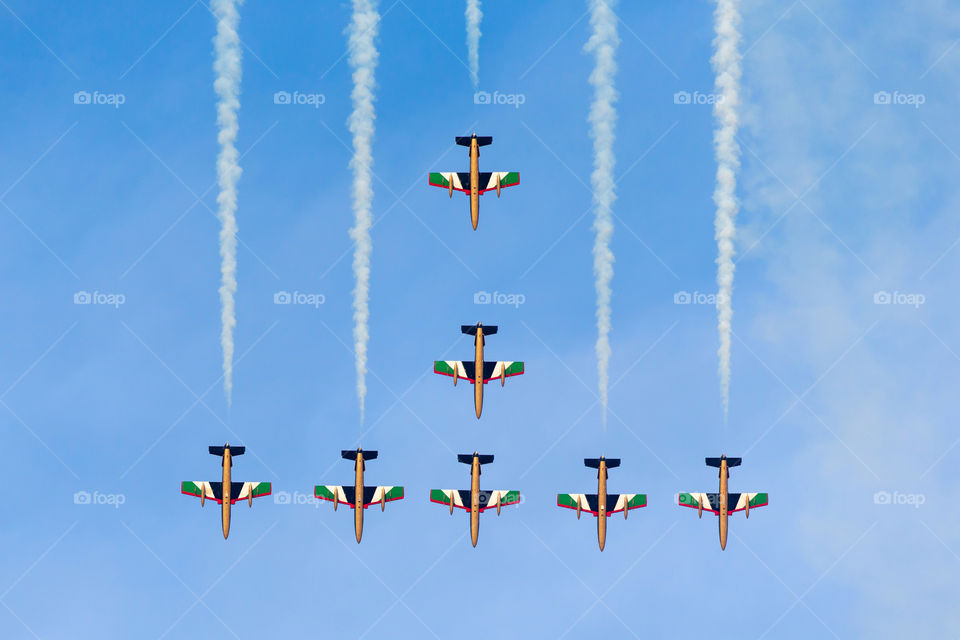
[212, 0, 243, 404]
[347, 0, 380, 424]
[466, 0, 482, 88]
[711, 0, 742, 418]
[584, 0, 618, 427]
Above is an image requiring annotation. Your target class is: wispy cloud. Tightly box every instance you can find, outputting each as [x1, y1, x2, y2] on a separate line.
[347, 0, 380, 424]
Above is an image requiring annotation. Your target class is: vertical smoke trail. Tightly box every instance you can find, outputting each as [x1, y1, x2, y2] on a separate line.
[584, 0, 618, 427]
[347, 0, 380, 424]
[466, 0, 482, 88]
[212, 0, 243, 404]
[711, 0, 742, 418]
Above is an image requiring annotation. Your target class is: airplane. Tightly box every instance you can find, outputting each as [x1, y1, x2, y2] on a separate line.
[181, 443, 272, 539]
[677, 455, 768, 550]
[433, 323, 524, 419]
[429, 452, 520, 547]
[314, 448, 404, 543]
[556, 456, 647, 551]
[428, 133, 519, 230]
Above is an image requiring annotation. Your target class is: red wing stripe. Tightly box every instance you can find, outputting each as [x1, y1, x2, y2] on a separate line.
[429, 498, 469, 511]
[677, 502, 719, 514]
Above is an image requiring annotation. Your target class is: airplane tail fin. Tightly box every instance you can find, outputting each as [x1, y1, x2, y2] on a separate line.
[209, 445, 245, 457]
[455, 136, 492, 147]
[342, 450, 378, 461]
[706, 457, 741, 468]
[458, 454, 494, 465]
[461, 324, 498, 336]
[584, 458, 620, 469]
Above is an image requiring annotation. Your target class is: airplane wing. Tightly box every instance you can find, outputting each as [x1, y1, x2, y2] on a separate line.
[429, 489, 471, 511]
[181, 481, 270, 504]
[428, 172, 471, 193]
[607, 493, 647, 514]
[314, 485, 354, 506]
[677, 492, 722, 514]
[728, 492, 768, 513]
[230, 482, 272, 504]
[360, 486, 405, 508]
[557, 493, 646, 515]
[476, 171, 520, 194]
[434, 360, 473, 382]
[481, 361, 524, 383]
[477, 490, 521, 512]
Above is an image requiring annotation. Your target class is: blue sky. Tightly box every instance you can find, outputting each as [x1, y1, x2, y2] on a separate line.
[0, 0, 957, 637]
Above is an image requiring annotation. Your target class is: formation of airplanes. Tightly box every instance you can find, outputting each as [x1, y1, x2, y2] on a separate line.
[182, 135, 768, 550]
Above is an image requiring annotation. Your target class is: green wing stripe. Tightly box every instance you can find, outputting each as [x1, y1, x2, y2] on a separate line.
[181, 481, 202, 496]
[434, 361, 455, 375]
[505, 361, 524, 375]
[678, 493, 699, 507]
[385, 486, 404, 500]
[315, 486, 335, 500]
[500, 171, 519, 187]
[750, 493, 768, 507]
[500, 490, 521, 505]
[557, 493, 577, 508]
[251, 482, 271, 497]
[430, 489, 451, 505]
[429, 172, 450, 187]
[627, 494, 647, 508]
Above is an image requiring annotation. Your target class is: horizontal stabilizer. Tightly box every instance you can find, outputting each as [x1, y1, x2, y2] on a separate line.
[209, 445, 244, 457]
[461, 324, 497, 336]
[584, 458, 620, 469]
[455, 135, 492, 147]
[457, 453, 494, 465]
[342, 450, 377, 461]
[705, 456, 741, 468]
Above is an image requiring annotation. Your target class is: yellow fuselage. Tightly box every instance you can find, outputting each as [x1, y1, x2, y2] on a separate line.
[221, 449, 232, 540]
[718, 458, 729, 550]
[597, 460, 608, 551]
[470, 457, 481, 547]
[469, 137, 480, 230]
[354, 451, 366, 543]
[473, 327, 485, 419]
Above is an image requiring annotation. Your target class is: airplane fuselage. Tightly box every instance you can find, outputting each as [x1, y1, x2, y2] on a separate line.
[221, 448, 232, 539]
[354, 451, 366, 543]
[470, 456, 481, 547]
[597, 459, 608, 551]
[473, 326, 485, 418]
[469, 136, 480, 230]
[718, 458, 729, 550]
